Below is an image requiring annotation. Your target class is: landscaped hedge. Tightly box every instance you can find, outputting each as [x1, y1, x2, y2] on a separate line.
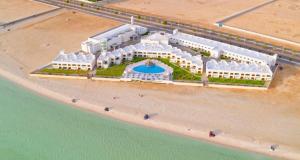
[208, 77, 265, 86]
[39, 68, 88, 76]
[96, 57, 145, 77]
[158, 58, 201, 81]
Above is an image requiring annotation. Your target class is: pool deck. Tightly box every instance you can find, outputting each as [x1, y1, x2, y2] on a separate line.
[123, 59, 173, 81]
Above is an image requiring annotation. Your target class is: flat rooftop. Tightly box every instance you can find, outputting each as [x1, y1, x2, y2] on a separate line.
[53, 51, 95, 64]
[171, 31, 277, 65]
[90, 24, 132, 41]
[206, 59, 272, 74]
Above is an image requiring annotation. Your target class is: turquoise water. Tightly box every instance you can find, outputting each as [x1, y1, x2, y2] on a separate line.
[133, 64, 165, 74]
[0, 76, 272, 160]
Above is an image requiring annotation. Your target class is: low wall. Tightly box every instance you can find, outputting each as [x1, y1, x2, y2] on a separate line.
[30, 73, 88, 80]
[93, 77, 172, 84]
[96, 77, 202, 86]
[207, 83, 268, 90]
[92, 77, 122, 82]
[31, 74, 269, 90]
[172, 81, 203, 87]
[144, 80, 173, 84]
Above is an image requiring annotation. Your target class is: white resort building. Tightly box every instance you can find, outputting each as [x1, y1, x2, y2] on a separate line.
[81, 17, 148, 54]
[170, 29, 277, 67]
[206, 59, 273, 81]
[48, 18, 277, 84]
[97, 31, 203, 74]
[51, 51, 96, 70]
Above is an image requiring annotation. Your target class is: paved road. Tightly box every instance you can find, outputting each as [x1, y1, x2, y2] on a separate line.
[34, 0, 300, 65]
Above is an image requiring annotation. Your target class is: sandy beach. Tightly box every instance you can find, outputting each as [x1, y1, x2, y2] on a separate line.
[0, 5, 300, 160]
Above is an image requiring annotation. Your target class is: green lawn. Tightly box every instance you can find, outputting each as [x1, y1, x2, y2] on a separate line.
[220, 55, 229, 60]
[200, 51, 210, 57]
[192, 49, 211, 57]
[38, 68, 89, 76]
[96, 57, 145, 77]
[158, 58, 201, 81]
[131, 57, 146, 63]
[96, 64, 127, 77]
[87, 0, 97, 2]
[208, 77, 265, 86]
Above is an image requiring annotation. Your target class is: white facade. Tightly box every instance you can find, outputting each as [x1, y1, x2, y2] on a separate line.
[170, 30, 277, 66]
[81, 23, 148, 54]
[210, 47, 223, 59]
[206, 60, 273, 81]
[81, 41, 100, 54]
[140, 31, 170, 45]
[52, 51, 96, 70]
[97, 31, 203, 74]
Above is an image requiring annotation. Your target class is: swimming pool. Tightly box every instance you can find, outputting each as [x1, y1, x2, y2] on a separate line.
[133, 64, 165, 74]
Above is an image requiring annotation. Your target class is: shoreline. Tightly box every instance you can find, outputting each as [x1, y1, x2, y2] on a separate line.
[0, 67, 298, 160]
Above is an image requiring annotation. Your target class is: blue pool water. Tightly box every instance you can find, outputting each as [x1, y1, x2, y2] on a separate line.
[133, 65, 165, 74]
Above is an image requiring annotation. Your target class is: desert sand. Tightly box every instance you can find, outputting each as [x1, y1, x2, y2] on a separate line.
[227, 0, 300, 44]
[1, 7, 300, 160]
[107, 0, 300, 50]
[0, 0, 56, 23]
[108, 0, 266, 25]
[0, 10, 120, 71]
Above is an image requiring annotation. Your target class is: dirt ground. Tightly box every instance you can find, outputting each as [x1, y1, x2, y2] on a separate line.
[0, 10, 121, 71]
[0, 0, 57, 23]
[107, 0, 300, 50]
[227, 0, 300, 44]
[108, 0, 266, 25]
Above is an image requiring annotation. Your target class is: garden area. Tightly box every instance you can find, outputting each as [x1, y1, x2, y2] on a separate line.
[96, 57, 145, 77]
[158, 58, 201, 81]
[208, 77, 265, 87]
[37, 68, 89, 76]
[96, 57, 201, 81]
[192, 49, 210, 57]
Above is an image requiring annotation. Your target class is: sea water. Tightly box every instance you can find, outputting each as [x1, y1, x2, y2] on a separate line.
[0, 76, 272, 160]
